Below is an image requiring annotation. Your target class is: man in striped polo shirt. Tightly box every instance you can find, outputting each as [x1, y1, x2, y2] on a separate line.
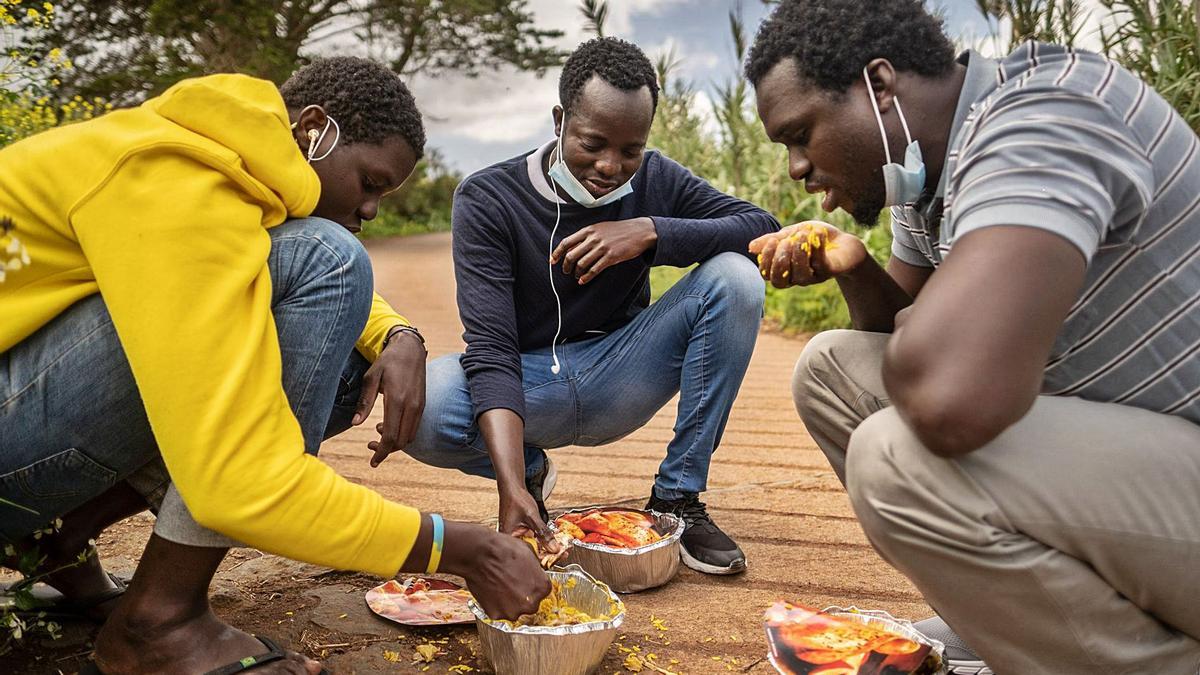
[745, 1, 1200, 673]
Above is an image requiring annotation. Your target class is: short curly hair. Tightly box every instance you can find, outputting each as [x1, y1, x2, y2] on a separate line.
[745, 0, 956, 95]
[280, 56, 425, 158]
[559, 37, 659, 116]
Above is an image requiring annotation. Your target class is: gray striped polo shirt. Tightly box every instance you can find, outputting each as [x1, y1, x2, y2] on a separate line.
[892, 42, 1200, 424]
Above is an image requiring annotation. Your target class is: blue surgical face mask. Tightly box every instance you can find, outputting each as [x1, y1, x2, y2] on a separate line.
[547, 118, 635, 208]
[863, 67, 926, 207]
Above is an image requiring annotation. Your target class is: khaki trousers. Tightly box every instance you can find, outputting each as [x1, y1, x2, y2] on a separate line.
[793, 330, 1200, 675]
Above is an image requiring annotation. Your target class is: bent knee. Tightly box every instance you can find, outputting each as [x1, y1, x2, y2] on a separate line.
[274, 218, 373, 281]
[792, 330, 858, 413]
[844, 408, 929, 534]
[696, 252, 765, 311]
[409, 354, 470, 454]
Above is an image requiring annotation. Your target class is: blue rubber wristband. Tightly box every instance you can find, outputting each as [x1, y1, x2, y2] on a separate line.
[426, 514, 444, 575]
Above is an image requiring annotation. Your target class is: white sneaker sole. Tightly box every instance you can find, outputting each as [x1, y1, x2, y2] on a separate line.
[947, 661, 993, 675]
[540, 455, 557, 501]
[680, 546, 747, 576]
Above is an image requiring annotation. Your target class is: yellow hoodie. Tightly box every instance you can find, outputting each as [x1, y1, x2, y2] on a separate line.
[0, 74, 420, 576]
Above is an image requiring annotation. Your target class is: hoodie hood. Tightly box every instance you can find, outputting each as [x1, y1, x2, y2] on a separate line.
[146, 73, 320, 217]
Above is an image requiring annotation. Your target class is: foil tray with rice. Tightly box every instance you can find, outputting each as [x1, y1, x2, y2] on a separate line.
[472, 565, 625, 675]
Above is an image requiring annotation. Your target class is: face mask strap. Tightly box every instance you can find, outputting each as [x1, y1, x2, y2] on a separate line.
[863, 67, 892, 165]
[893, 97, 913, 147]
[308, 115, 340, 162]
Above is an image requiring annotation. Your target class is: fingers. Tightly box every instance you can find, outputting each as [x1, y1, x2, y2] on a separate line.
[559, 238, 596, 277]
[372, 396, 403, 467]
[574, 247, 611, 284]
[757, 235, 780, 280]
[756, 223, 835, 288]
[551, 228, 590, 267]
[573, 243, 605, 275]
[769, 237, 796, 288]
[352, 367, 382, 426]
[396, 395, 424, 450]
[791, 233, 814, 279]
[527, 510, 552, 542]
[748, 231, 773, 255]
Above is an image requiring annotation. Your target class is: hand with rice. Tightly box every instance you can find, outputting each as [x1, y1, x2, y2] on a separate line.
[749, 221, 868, 289]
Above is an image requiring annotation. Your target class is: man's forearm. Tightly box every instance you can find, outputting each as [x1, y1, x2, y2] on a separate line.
[478, 408, 527, 493]
[835, 256, 914, 332]
[650, 211, 780, 267]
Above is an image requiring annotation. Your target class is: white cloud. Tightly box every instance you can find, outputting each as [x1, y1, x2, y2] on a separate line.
[537, 0, 693, 41]
[412, 1, 700, 153]
[409, 71, 558, 145]
[643, 35, 722, 76]
[691, 88, 721, 139]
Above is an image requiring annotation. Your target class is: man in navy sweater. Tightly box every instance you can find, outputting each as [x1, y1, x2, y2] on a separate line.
[399, 37, 778, 574]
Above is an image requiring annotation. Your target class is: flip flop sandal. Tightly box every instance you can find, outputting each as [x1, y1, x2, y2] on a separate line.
[3, 571, 128, 623]
[77, 635, 332, 675]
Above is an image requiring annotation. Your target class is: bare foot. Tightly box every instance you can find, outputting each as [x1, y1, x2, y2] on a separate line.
[93, 604, 322, 674]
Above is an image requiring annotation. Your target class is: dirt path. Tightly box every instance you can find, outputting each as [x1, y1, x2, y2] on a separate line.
[9, 233, 927, 674]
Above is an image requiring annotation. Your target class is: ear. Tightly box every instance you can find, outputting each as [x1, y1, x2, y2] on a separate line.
[552, 105, 564, 138]
[292, 104, 330, 153]
[863, 58, 899, 115]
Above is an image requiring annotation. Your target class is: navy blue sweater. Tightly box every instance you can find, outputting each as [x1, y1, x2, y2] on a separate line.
[452, 142, 780, 420]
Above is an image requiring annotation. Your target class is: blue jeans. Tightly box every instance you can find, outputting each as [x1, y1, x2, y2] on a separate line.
[403, 252, 764, 500]
[0, 218, 371, 542]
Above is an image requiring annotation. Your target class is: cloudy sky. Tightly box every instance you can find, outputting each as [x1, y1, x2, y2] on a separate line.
[405, 0, 1103, 175]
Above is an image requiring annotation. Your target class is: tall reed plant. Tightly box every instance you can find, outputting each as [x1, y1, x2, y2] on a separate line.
[1100, 0, 1200, 133]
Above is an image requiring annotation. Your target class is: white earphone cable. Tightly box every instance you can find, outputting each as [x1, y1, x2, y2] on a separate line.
[548, 140, 564, 375]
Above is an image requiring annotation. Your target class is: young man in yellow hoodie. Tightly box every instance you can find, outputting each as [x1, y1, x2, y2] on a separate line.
[0, 57, 550, 674]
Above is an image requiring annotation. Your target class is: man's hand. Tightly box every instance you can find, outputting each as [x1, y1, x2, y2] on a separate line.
[749, 221, 869, 289]
[498, 485, 554, 546]
[439, 521, 552, 621]
[352, 328, 427, 467]
[550, 217, 657, 285]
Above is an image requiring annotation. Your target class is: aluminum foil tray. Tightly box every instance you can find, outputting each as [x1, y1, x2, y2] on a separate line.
[554, 507, 684, 593]
[471, 565, 625, 675]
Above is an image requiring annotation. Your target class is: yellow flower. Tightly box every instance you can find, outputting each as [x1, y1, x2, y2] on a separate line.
[413, 643, 438, 662]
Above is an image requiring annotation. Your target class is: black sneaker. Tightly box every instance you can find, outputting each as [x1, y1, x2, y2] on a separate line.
[525, 451, 557, 523]
[645, 492, 746, 575]
[913, 616, 993, 675]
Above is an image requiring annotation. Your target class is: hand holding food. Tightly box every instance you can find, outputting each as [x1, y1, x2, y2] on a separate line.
[498, 576, 620, 628]
[749, 221, 869, 289]
[440, 521, 552, 621]
[498, 484, 554, 541]
[517, 527, 574, 568]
